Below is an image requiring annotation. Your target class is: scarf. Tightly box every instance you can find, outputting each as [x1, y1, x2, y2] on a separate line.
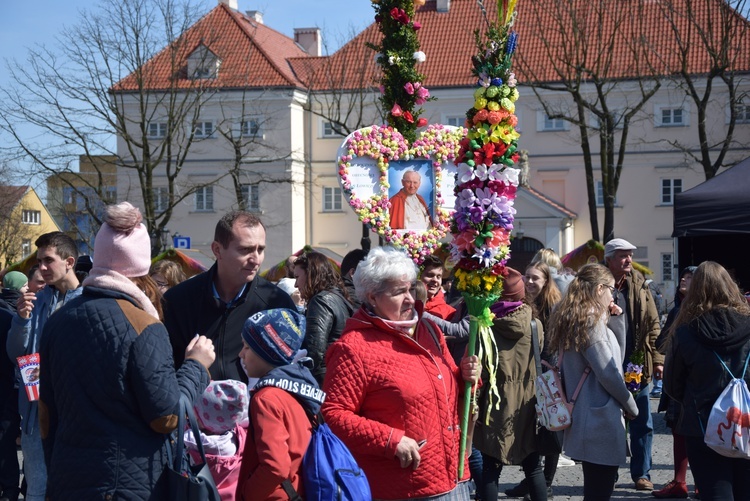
[83, 268, 160, 320]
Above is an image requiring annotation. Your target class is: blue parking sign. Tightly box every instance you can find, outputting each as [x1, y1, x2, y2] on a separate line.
[173, 237, 191, 249]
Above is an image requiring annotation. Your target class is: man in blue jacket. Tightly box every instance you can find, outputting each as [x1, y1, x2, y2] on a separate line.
[164, 211, 295, 382]
[5, 232, 82, 501]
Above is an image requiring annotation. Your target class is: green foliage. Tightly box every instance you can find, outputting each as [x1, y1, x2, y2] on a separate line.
[368, 0, 433, 142]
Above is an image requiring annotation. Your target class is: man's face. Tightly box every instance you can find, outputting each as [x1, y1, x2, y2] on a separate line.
[36, 247, 74, 287]
[607, 250, 633, 279]
[420, 266, 443, 300]
[28, 270, 46, 293]
[212, 223, 266, 284]
[402, 171, 421, 196]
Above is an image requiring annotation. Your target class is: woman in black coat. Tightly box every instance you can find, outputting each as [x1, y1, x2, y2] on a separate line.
[294, 252, 354, 384]
[664, 261, 750, 500]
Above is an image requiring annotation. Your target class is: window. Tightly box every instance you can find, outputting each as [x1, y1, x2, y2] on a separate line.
[22, 210, 41, 225]
[538, 111, 567, 131]
[241, 119, 261, 138]
[22, 239, 32, 258]
[240, 184, 260, 211]
[655, 105, 688, 127]
[153, 187, 169, 212]
[661, 253, 674, 282]
[596, 181, 618, 207]
[187, 45, 220, 80]
[63, 187, 75, 205]
[103, 187, 117, 203]
[322, 121, 344, 138]
[445, 116, 465, 127]
[734, 103, 750, 124]
[148, 122, 167, 139]
[661, 178, 682, 205]
[194, 187, 213, 212]
[193, 121, 214, 138]
[323, 187, 343, 212]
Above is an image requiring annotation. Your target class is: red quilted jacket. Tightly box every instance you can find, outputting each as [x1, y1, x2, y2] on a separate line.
[322, 309, 470, 499]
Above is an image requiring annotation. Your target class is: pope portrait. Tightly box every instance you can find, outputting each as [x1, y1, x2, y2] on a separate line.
[389, 170, 432, 230]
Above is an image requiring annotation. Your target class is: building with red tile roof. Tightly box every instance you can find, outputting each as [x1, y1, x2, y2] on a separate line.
[110, 0, 750, 297]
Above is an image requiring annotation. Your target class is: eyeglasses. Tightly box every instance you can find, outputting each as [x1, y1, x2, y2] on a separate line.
[604, 284, 617, 295]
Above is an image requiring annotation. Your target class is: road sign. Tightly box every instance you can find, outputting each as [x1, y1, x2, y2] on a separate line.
[173, 236, 191, 249]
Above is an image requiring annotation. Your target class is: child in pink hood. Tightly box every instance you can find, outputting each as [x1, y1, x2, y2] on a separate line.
[185, 380, 249, 501]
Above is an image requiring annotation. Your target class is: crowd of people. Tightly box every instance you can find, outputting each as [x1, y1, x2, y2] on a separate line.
[0, 204, 749, 501]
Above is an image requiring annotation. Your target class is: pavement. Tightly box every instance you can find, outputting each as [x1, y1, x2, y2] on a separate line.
[14, 398, 693, 500]
[490, 397, 697, 500]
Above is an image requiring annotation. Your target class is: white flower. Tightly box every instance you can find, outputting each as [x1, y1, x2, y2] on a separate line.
[457, 163, 476, 184]
[388, 55, 401, 65]
[413, 51, 426, 63]
[498, 167, 521, 187]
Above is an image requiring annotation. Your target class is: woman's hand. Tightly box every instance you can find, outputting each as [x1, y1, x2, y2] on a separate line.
[460, 355, 480, 385]
[395, 436, 424, 470]
[185, 334, 216, 370]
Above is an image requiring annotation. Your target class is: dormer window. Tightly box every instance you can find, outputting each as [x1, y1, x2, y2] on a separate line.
[187, 44, 220, 80]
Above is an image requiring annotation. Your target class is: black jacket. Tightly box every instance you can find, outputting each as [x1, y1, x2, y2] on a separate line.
[301, 288, 354, 384]
[664, 307, 750, 437]
[0, 288, 21, 314]
[164, 264, 295, 382]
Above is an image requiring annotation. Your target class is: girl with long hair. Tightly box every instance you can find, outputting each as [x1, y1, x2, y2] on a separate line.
[293, 252, 354, 384]
[547, 263, 638, 501]
[664, 261, 750, 500]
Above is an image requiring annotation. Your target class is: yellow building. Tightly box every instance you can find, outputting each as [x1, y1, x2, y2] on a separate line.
[0, 186, 60, 270]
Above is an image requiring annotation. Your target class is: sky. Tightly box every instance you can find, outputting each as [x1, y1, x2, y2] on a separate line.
[0, 0, 376, 77]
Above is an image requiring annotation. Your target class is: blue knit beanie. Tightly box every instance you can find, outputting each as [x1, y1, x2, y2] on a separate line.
[241, 308, 306, 367]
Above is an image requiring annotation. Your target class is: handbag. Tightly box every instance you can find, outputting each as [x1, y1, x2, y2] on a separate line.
[530, 319, 563, 455]
[164, 394, 221, 501]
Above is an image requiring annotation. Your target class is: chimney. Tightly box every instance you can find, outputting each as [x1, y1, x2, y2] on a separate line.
[246, 10, 263, 23]
[294, 28, 322, 57]
[436, 0, 450, 12]
[218, 0, 238, 10]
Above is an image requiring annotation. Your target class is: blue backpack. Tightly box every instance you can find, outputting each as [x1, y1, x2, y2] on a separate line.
[282, 413, 372, 501]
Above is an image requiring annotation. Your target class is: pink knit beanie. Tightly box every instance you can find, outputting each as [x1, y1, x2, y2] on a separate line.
[92, 202, 152, 278]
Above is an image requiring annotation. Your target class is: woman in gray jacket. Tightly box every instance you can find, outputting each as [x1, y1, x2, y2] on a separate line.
[547, 264, 639, 501]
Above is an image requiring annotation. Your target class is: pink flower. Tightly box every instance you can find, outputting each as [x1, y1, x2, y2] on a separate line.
[454, 230, 479, 252]
[415, 86, 430, 105]
[391, 103, 403, 117]
[404, 82, 415, 95]
[413, 21, 422, 30]
[416, 117, 428, 127]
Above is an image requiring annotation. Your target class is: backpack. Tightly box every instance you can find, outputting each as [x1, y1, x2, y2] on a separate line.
[282, 413, 372, 501]
[703, 351, 750, 459]
[534, 346, 591, 432]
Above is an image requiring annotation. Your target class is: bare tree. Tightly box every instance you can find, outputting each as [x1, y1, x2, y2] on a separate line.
[659, 0, 750, 179]
[0, 0, 219, 255]
[516, 0, 662, 243]
[0, 186, 37, 269]
[297, 30, 383, 138]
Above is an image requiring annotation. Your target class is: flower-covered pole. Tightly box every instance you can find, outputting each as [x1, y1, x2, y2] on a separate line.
[452, 0, 522, 476]
[368, 0, 433, 143]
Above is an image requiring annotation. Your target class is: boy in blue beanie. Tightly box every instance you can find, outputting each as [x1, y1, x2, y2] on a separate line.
[236, 308, 325, 501]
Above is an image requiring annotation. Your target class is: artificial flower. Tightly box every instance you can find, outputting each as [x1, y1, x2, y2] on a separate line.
[403, 111, 414, 123]
[404, 82, 415, 95]
[413, 51, 426, 63]
[416, 118, 428, 127]
[413, 21, 422, 30]
[390, 7, 410, 24]
[391, 103, 403, 117]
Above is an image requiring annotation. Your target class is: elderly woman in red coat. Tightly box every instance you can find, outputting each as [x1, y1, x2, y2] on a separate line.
[322, 246, 479, 500]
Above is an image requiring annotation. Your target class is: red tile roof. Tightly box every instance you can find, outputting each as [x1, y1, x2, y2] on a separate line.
[113, 3, 311, 92]
[114, 0, 750, 93]
[310, 0, 750, 90]
[0, 185, 30, 216]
